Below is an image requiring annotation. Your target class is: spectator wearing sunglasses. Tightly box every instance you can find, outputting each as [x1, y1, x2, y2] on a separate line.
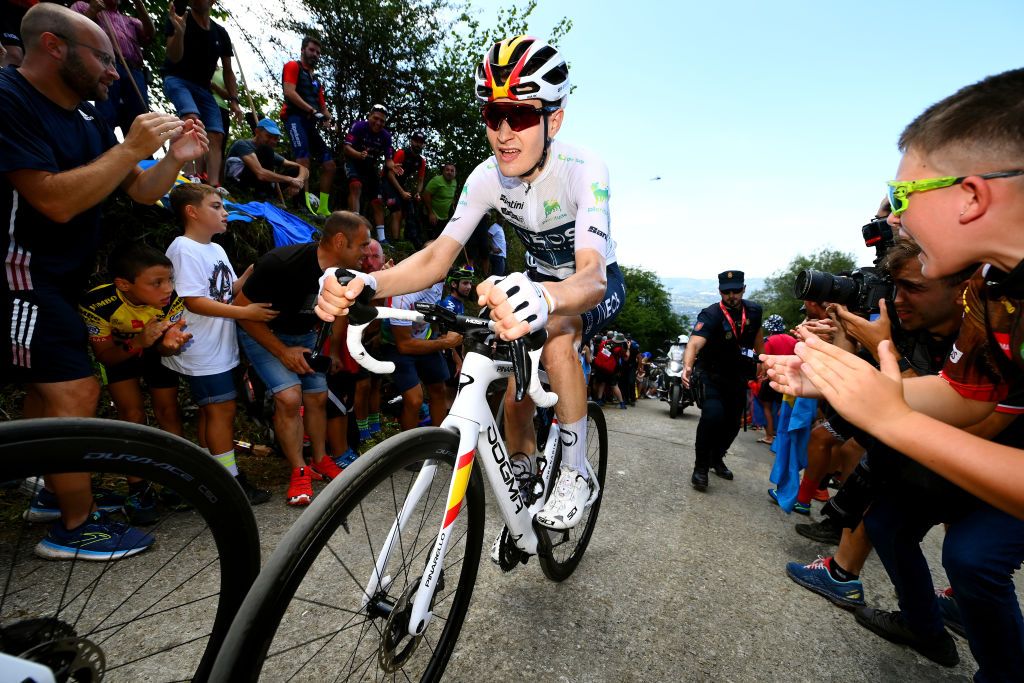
[763, 68, 1024, 683]
[317, 35, 623, 533]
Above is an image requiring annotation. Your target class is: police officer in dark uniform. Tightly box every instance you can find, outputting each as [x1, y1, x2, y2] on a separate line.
[682, 270, 764, 491]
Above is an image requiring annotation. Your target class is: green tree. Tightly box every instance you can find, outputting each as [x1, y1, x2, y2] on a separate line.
[752, 248, 857, 326]
[428, 0, 572, 176]
[616, 266, 684, 352]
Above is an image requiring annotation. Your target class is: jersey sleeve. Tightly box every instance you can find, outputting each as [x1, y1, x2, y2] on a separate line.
[939, 274, 1013, 403]
[217, 24, 233, 57]
[691, 307, 717, 340]
[79, 295, 112, 341]
[241, 252, 279, 304]
[417, 158, 426, 181]
[344, 121, 360, 146]
[440, 161, 493, 247]
[571, 154, 611, 258]
[282, 61, 300, 85]
[166, 242, 214, 299]
[0, 92, 59, 174]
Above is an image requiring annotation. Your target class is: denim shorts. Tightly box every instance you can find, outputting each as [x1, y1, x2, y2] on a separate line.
[237, 327, 327, 395]
[163, 75, 225, 134]
[186, 369, 237, 406]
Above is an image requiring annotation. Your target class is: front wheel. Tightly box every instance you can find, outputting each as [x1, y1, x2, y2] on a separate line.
[537, 402, 608, 582]
[669, 383, 682, 419]
[211, 427, 485, 682]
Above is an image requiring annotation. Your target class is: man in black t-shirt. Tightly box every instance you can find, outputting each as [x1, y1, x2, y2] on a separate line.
[224, 117, 308, 199]
[234, 211, 370, 506]
[162, 0, 241, 190]
[1, 3, 208, 558]
[682, 270, 764, 491]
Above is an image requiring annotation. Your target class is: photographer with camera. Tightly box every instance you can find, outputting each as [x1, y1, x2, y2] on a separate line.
[683, 270, 764, 491]
[765, 69, 1024, 682]
[233, 211, 371, 506]
[786, 239, 970, 646]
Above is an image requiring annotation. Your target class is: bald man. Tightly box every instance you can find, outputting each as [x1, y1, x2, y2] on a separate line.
[0, 3, 208, 559]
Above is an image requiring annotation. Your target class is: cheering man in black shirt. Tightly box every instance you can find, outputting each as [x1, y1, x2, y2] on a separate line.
[682, 270, 764, 491]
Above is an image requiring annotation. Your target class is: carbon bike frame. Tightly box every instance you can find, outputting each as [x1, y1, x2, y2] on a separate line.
[347, 307, 599, 638]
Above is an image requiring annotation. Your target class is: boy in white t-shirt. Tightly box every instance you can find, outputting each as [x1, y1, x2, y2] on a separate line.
[164, 184, 277, 505]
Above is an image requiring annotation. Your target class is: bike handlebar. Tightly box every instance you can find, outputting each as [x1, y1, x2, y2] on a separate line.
[312, 270, 557, 408]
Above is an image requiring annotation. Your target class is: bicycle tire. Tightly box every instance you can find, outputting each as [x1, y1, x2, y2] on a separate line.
[537, 402, 608, 582]
[0, 418, 260, 683]
[211, 426, 485, 682]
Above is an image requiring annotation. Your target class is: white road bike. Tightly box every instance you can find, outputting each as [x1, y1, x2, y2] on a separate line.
[211, 292, 608, 682]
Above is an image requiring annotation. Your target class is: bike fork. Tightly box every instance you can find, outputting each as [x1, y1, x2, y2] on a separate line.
[408, 422, 479, 636]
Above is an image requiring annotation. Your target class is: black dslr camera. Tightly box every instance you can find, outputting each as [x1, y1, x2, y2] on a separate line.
[792, 217, 896, 316]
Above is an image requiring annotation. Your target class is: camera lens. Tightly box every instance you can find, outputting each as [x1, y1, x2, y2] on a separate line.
[794, 269, 858, 307]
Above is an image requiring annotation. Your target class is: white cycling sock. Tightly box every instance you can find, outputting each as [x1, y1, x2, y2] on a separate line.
[559, 417, 588, 480]
[376, 225, 386, 241]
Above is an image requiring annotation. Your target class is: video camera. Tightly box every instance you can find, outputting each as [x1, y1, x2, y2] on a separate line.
[792, 217, 896, 316]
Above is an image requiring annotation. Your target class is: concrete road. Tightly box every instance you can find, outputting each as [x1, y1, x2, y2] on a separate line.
[248, 398, 983, 682]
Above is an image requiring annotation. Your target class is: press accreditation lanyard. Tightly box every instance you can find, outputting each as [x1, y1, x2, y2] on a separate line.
[719, 302, 746, 341]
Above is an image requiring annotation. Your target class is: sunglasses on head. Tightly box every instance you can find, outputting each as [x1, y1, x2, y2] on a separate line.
[886, 170, 1024, 216]
[480, 102, 558, 132]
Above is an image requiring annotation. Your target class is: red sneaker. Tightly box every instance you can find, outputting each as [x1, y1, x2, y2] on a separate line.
[310, 457, 344, 482]
[287, 467, 314, 506]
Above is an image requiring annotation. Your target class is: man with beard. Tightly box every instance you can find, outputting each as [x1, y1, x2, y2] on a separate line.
[281, 36, 335, 217]
[682, 270, 764, 491]
[0, 3, 208, 559]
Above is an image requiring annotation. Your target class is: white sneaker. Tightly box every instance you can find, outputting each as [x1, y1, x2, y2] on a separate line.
[535, 466, 591, 530]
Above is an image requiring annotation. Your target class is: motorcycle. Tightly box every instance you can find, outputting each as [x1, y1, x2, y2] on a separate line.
[660, 336, 695, 418]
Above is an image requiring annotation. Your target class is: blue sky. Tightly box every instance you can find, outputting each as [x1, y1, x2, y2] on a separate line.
[225, 0, 1024, 279]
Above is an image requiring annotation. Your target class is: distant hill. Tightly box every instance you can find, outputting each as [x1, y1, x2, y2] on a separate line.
[660, 276, 766, 322]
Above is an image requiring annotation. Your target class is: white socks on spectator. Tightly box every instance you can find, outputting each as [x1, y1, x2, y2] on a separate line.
[376, 225, 386, 241]
[213, 449, 239, 476]
[559, 417, 588, 480]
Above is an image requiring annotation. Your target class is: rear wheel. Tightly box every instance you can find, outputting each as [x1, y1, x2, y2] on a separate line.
[0, 418, 260, 682]
[537, 402, 608, 582]
[211, 427, 485, 682]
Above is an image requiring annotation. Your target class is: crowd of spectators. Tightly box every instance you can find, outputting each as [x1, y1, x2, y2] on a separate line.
[0, 2, 481, 560]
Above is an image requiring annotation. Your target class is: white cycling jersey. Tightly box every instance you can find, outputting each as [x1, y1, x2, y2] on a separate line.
[441, 139, 617, 281]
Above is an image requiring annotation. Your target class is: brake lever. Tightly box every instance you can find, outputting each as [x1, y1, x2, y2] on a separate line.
[510, 329, 548, 402]
[306, 271, 379, 372]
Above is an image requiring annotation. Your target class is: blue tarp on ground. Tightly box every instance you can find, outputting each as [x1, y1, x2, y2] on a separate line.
[769, 397, 818, 513]
[226, 201, 317, 247]
[135, 161, 317, 247]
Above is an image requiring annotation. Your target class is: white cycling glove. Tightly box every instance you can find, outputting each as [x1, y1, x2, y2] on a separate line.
[318, 268, 378, 300]
[490, 272, 554, 333]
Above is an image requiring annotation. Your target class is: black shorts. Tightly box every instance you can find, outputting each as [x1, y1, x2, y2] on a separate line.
[101, 348, 180, 389]
[529, 262, 626, 343]
[379, 346, 449, 393]
[5, 288, 94, 384]
[344, 161, 381, 199]
[326, 370, 357, 419]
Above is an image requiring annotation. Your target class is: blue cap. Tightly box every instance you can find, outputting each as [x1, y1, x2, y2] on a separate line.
[257, 118, 281, 136]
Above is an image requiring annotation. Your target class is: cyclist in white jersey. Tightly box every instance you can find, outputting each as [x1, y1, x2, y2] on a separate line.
[316, 35, 625, 530]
